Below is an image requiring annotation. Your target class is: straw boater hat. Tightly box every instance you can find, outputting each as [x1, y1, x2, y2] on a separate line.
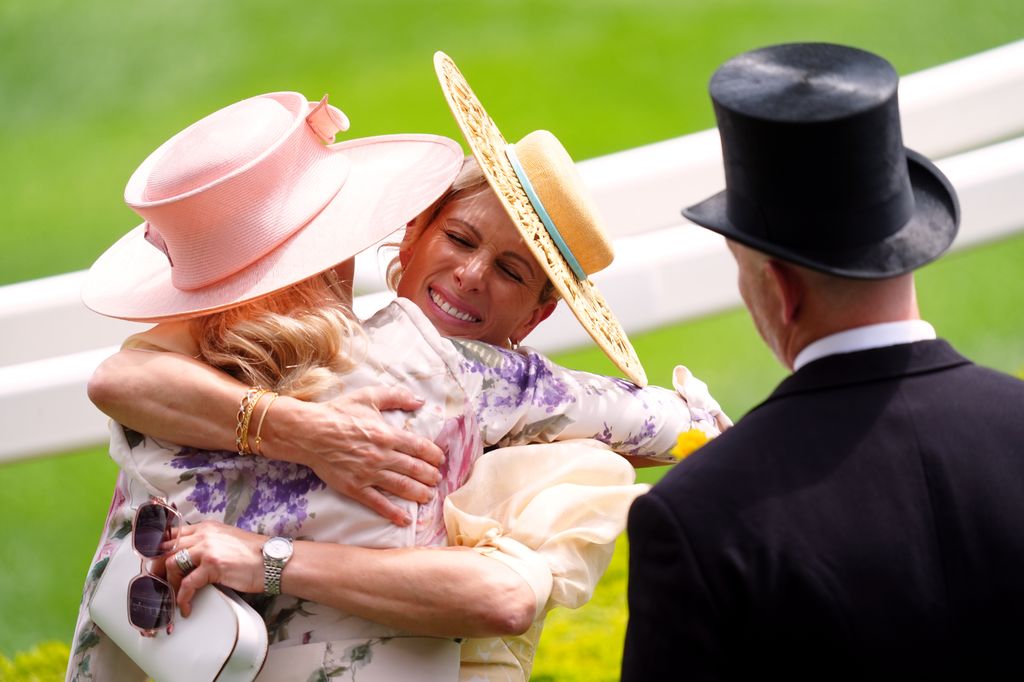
[434, 52, 647, 386]
[682, 43, 959, 278]
[82, 91, 463, 321]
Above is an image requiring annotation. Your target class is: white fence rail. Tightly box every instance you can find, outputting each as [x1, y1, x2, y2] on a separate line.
[2, 40, 1023, 463]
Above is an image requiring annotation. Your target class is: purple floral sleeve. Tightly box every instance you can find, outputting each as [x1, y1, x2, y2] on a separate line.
[450, 340, 691, 460]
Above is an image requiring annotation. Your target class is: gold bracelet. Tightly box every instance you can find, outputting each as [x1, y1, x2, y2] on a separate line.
[235, 386, 268, 455]
[251, 392, 278, 456]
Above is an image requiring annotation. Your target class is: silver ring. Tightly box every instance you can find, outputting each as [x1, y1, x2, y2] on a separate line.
[174, 548, 196, 574]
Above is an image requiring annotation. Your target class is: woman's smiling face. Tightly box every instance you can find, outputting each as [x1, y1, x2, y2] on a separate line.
[396, 187, 556, 346]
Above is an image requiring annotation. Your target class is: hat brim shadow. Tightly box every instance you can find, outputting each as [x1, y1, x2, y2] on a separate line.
[682, 149, 960, 279]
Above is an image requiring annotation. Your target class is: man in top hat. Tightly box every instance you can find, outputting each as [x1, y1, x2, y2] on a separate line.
[621, 43, 1024, 680]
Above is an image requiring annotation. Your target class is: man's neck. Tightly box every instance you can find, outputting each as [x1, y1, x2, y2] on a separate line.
[792, 319, 936, 371]
[782, 274, 921, 370]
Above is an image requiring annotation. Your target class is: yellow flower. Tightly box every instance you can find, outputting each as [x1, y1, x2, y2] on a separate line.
[671, 428, 710, 460]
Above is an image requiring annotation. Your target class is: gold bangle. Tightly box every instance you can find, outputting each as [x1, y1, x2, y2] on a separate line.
[235, 386, 268, 455]
[245, 389, 273, 455]
[251, 392, 278, 456]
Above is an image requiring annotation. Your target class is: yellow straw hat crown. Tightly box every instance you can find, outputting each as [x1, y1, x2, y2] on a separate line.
[509, 130, 614, 277]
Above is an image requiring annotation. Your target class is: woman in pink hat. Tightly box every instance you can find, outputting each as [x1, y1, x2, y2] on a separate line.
[69, 83, 724, 681]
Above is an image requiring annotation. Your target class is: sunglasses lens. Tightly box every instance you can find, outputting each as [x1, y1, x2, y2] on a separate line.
[128, 575, 174, 631]
[134, 503, 179, 558]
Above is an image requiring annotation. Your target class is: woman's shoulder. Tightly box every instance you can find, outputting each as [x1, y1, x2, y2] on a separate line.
[353, 298, 467, 387]
[363, 298, 461, 361]
[363, 297, 435, 338]
[122, 320, 199, 355]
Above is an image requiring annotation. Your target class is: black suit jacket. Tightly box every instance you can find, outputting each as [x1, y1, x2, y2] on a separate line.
[622, 340, 1024, 681]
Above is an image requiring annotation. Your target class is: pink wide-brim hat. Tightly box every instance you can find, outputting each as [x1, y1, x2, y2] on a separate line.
[82, 91, 463, 322]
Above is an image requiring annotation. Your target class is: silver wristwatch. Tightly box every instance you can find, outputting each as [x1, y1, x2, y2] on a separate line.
[261, 536, 293, 596]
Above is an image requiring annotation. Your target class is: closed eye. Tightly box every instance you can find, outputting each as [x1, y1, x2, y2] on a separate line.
[499, 262, 525, 283]
[445, 229, 474, 248]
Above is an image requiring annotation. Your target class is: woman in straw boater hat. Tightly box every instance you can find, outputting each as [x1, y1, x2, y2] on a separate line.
[74, 59, 727, 680]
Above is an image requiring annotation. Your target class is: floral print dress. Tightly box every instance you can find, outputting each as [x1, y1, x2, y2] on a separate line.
[67, 298, 707, 681]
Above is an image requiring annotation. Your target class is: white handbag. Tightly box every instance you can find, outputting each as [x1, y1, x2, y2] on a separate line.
[89, 538, 268, 682]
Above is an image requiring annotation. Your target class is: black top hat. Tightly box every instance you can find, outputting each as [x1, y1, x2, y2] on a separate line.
[683, 43, 960, 278]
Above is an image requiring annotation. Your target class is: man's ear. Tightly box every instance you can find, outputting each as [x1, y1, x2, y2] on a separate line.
[765, 259, 804, 325]
[511, 299, 558, 346]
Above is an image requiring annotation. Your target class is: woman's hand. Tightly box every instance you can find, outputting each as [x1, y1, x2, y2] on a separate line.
[164, 521, 267, 617]
[263, 386, 445, 526]
[672, 365, 732, 433]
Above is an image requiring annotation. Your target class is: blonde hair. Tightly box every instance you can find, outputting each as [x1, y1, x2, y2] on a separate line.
[193, 271, 363, 401]
[385, 156, 558, 305]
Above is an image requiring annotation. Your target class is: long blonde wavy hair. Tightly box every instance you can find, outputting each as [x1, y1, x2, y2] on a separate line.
[192, 269, 363, 401]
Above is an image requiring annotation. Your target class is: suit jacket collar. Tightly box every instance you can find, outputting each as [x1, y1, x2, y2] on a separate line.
[758, 339, 971, 408]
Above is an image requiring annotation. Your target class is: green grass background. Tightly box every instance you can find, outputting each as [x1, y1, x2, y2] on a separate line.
[2, 0, 1023, 678]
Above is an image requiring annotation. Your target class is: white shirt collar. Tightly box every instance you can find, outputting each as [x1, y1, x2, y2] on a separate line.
[793, 320, 937, 371]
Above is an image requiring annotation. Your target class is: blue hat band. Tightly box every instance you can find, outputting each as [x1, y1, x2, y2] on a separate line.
[505, 144, 587, 281]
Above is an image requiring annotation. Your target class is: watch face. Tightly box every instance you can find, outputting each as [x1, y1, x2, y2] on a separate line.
[264, 537, 292, 561]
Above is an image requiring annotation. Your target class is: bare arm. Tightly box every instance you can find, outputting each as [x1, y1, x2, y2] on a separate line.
[88, 349, 240, 449]
[88, 349, 444, 525]
[167, 521, 536, 637]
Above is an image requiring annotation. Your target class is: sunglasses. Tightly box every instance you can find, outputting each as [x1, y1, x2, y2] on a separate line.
[128, 499, 181, 637]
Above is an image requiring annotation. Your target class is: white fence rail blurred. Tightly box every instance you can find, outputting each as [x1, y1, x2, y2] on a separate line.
[2, 40, 1023, 463]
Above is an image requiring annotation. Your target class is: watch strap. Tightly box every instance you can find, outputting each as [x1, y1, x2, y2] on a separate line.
[262, 537, 292, 596]
[264, 560, 284, 596]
